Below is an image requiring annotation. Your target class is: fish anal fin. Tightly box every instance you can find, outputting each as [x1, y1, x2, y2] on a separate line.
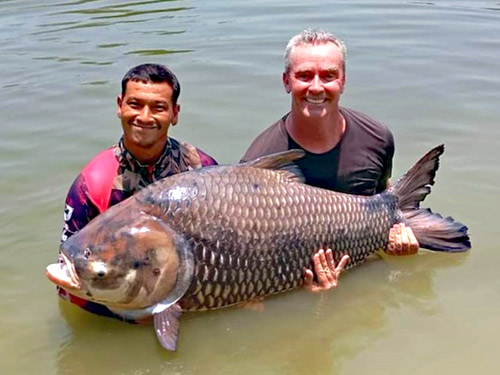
[153, 303, 182, 351]
[238, 297, 265, 312]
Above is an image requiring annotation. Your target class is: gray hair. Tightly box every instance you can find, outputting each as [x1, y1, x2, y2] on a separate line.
[284, 29, 347, 72]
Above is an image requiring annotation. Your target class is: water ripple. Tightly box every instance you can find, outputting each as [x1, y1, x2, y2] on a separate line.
[33, 56, 84, 62]
[410, 0, 500, 13]
[52, 0, 182, 8]
[31, 19, 150, 35]
[80, 60, 113, 65]
[33, 0, 191, 35]
[90, 7, 193, 20]
[82, 80, 109, 85]
[96, 42, 128, 48]
[125, 48, 192, 56]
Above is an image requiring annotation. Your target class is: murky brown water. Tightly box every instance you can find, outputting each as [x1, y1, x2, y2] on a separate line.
[1, 1, 499, 374]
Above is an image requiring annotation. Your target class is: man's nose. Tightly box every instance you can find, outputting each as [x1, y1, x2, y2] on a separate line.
[137, 105, 154, 123]
[309, 75, 323, 93]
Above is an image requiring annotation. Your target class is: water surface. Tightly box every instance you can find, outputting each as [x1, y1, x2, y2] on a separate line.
[1, 1, 499, 374]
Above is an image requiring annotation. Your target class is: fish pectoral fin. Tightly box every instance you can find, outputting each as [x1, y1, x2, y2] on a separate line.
[153, 303, 183, 351]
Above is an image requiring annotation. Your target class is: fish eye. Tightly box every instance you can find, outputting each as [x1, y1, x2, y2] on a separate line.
[83, 248, 92, 259]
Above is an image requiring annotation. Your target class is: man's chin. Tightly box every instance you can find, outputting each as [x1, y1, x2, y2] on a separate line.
[302, 107, 327, 118]
[129, 133, 162, 148]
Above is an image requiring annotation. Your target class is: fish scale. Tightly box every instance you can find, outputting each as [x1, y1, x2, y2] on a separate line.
[138, 165, 396, 311]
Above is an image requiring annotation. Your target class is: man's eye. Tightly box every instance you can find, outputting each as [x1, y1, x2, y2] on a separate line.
[155, 105, 166, 112]
[297, 72, 312, 81]
[128, 102, 140, 109]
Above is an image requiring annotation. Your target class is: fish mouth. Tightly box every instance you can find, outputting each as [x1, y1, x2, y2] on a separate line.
[45, 252, 81, 290]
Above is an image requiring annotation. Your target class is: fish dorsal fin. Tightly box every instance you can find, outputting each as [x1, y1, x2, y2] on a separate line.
[242, 150, 305, 183]
[244, 149, 305, 169]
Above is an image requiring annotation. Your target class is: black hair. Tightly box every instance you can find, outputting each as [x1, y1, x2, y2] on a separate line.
[121, 63, 180, 104]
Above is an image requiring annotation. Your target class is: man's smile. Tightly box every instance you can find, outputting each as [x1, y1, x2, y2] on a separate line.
[131, 122, 157, 130]
[305, 97, 327, 105]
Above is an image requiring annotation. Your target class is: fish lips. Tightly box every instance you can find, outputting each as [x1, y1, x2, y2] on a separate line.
[45, 252, 81, 290]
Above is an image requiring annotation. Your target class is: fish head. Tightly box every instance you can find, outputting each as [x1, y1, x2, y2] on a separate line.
[46, 206, 191, 311]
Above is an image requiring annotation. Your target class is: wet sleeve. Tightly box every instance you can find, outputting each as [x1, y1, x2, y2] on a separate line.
[61, 174, 100, 243]
[376, 131, 395, 193]
[240, 133, 274, 162]
[197, 148, 218, 167]
[240, 120, 289, 163]
[180, 141, 218, 168]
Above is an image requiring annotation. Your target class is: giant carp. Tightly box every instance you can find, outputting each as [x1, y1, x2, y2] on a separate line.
[46, 145, 470, 351]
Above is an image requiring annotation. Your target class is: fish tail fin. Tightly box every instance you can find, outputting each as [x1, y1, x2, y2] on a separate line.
[388, 145, 471, 252]
[403, 209, 471, 252]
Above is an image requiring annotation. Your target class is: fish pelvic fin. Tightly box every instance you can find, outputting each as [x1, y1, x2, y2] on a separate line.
[388, 144, 471, 252]
[242, 149, 305, 183]
[154, 303, 182, 351]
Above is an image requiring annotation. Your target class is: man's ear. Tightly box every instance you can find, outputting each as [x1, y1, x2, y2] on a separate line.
[171, 104, 180, 126]
[340, 70, 346, 94]
[282, 72, 291, 93]
[116, 95, 123, 118]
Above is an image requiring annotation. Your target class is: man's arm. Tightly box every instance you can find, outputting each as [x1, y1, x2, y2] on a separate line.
[61, 174, 100, 243]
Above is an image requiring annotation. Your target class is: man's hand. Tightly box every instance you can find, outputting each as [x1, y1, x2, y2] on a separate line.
[304, 249, 350, 292]
[385, 223, 419, 256]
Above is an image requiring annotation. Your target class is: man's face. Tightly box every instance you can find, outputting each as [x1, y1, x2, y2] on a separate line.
[283, 42, 345, 119]
[117, 80, 179, 153]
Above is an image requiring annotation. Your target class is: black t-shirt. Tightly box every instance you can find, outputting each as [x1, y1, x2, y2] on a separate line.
[288, 135, 342, 191]
[242, 107, 394, 196]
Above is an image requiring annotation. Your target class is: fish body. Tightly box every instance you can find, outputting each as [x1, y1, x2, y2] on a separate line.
[143, 163, 398, 312]
[46, 145, 470, 350]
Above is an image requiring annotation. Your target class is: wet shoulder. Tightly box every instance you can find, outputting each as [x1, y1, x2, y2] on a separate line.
[171, 138, 218, 170]
[341, 107, 393, 142]
[240, 117, 289, 162]
[81, 146, 119, 213]
[337, 107, 395, 195]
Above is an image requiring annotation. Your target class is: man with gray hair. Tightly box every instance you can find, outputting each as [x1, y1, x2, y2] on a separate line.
[241, 29, 419, 290]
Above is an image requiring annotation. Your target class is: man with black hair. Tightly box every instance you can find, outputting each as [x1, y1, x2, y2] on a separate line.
[58, 64, 218, 319]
